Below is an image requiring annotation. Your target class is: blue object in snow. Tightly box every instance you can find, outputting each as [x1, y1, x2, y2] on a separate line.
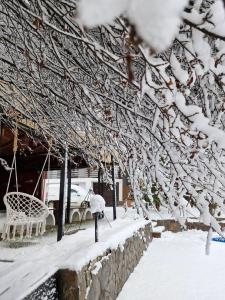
[212, 237, 225, 243]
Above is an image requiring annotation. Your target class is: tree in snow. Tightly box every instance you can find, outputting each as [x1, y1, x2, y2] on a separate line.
[1, 0, 225, 241]
[78, 0, 225, 236]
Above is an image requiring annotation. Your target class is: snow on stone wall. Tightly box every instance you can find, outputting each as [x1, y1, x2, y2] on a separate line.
[26, 223, 152, 300]
[79, 224, 152, 300]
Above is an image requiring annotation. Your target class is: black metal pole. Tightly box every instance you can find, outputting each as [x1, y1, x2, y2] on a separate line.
[98, 167, 101, 195]
[95, 212, 99, 242]
[57, 151, 66, 241]
[111, 155, 117, 220]
[66, 159, 71, 224]
[101, 170, 104, 198]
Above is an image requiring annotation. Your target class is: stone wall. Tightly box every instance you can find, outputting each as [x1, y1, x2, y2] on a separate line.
[58, 223, 152, 300]
[26, 223, 152, 300]
[154, 219, 225, 232]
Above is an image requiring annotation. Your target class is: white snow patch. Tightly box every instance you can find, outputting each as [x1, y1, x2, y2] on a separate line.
[91, 261, 102, 275]
[153, 226, 165, 233]
[117, 230, 225, 300]
[90, 194, 105, 213]
[78, 0, 187, 51]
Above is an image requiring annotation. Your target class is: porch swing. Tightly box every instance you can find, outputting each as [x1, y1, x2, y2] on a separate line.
[1, 125, 50, 241]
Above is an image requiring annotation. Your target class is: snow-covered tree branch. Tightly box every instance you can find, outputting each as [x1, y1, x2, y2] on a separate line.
[1, 0, 225, 238]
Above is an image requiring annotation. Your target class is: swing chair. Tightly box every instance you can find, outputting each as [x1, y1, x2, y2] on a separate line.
[1, 125, 50, 241]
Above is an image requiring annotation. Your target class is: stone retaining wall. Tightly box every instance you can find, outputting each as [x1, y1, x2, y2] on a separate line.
[58, 224, 152, 300]
[26, 223, 152, 300]
[154, 219, 225, 232]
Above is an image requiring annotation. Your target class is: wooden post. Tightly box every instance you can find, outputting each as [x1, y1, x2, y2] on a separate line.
[57, 150, 67, 241]
[94, 212, 99, 242]
[66, 159, 71, 224]
[111, 156, 117, 220]
[0, 119, 2, 147]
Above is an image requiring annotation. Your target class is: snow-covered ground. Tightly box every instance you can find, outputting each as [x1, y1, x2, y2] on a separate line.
[0, 207, 131, 266]
[0, 207, 149, 300]
[1, 204, 225, 300]
[117, 230, 225, 300]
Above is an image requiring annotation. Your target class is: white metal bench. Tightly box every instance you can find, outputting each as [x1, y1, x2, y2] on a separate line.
[69, 206, 92, 223]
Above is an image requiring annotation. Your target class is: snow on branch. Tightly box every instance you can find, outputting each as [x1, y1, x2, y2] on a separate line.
[78, 0, 188, 51]
[175, 92, 225, 149]
[1, 0, 225, 240]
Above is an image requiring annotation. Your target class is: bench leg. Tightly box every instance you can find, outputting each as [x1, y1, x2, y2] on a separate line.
[49, 212, 55, 226]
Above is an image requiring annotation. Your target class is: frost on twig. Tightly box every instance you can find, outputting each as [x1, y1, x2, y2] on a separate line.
[1, 0, 225, 241]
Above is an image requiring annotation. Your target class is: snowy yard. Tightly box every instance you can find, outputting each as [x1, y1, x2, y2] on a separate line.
[2, 1, 225, 299]
[1, 207, 225, 300]
[0, 207, 126, 265]
[0, 207, 149, 300]
[117, 230, 225, 300]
